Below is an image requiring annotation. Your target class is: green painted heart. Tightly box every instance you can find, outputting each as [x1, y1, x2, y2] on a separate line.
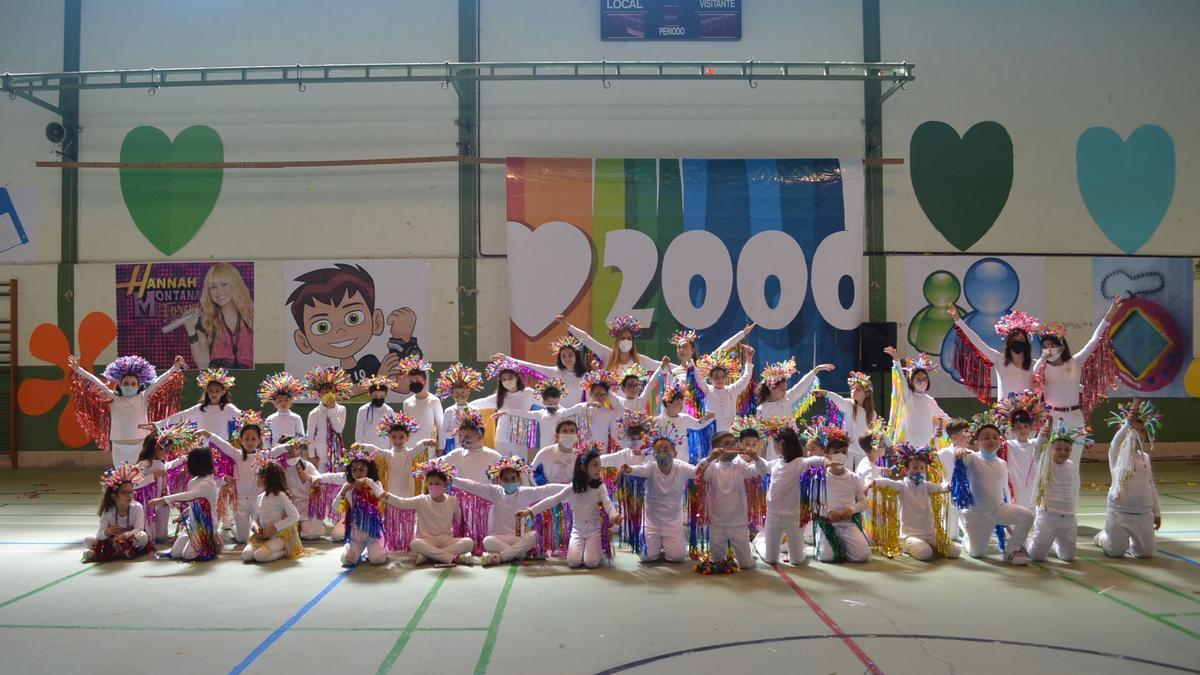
[119, 125, 223, 255]
[910, 121, 1013, 251]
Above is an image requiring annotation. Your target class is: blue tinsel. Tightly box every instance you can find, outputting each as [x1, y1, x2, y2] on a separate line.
[687, 422, 716, 464]
[532, 463, 547, 486]
[950, 457, 975, 509]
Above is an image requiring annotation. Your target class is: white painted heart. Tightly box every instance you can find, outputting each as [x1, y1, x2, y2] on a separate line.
[506, 220, 594, 337]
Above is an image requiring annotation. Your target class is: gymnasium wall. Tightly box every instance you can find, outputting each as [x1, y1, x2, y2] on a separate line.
[1, 0, 1197, 461]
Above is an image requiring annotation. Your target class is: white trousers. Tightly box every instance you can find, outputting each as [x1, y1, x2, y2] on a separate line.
[1096, 510, 1156, 559]
[342, 531, 387, 565]
[642, 526, 687, 563]
[816, 521, 871, 563]
[962, 504, 1034, 558]
[709, 524, 754, 568]
[903, 534, 961, 561]
[170, 533, 216, 561]
[1028, 510, 1077, 562]
[760, 513, 805, 565]
[241, 537, 287, 563]
[149, 504, 170, 542]
[412, 534, 474, 564]
[233, 496, 255, 544]
[111, 442, 142, 469]
[483, 533, 538, 562]
[567, 527, 605, 568]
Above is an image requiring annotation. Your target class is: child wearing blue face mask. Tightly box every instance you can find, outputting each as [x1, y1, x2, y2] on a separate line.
[623, 429, 696, 563]
[867, 446, 960, 561]
[953, 421, 1034, 565]
[451, 456, 567, 566]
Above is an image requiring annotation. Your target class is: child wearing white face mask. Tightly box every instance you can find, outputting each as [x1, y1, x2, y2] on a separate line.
[557, 314, 660, 374]
[469, 366, 537, 456]
[532, 420, 583, 484]
[883, 347, 948, 447]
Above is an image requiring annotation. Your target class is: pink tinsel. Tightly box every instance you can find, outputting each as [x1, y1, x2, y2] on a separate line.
[134, 483, 159, 531]
[954, 324, 993, 404]
[383, 504, 416, 552]
[69, 372, 114, 450]
[452, 490, 491, 555]
[1081, 333, 1119, 429]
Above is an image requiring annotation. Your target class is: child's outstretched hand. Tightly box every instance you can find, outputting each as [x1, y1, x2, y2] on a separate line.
[954, 448, 970, 459]
[148, 498, 166, 508]
[196, 429, 212, 439]
[491, 410, 507, 419]
[173, 355, 186, 369]
[814, 363, 836, 373]
[1154, 516, 1162, 531]
[419, 439, 438, 448]
[68, 354, 80, 370]
[553, 314, 566, 326]
[883, 346, 898, 358]
[621, 464, 633, 475]
[258, 524, 276, 538]
[515, 509, 532, 521]
[611, 513, 623, 527]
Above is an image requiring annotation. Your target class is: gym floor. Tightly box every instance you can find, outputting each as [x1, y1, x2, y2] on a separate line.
[0, 461, 1197, 675]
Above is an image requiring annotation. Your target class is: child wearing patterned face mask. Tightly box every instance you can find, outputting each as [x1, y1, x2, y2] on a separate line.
[450, 456, 565, 565]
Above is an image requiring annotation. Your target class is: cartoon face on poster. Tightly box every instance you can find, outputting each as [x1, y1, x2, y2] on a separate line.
[116, 261, 255, 370]
[282, 260, 428, 398]
[903, 256, 1044, 393]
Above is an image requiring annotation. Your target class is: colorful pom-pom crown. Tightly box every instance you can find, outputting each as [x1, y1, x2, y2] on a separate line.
[398, 356, 430, 374]
[436, 363, 484, 399]
[645, 422, 683, 449]
[697, 350, 742, 380]
[693, 558, 739, 575]
[576, 441, 607, 459]
[669, 329, 699, 347]
[339, 449, 376, 469]
[103, 355, 157, 385]
[196, 367, 236, 390]
[993, 389, 1047, 427]
[533, 377, 567, 398]
[303, 366, 354, 400]
[376, 412, 421, 438]
[1107, 400, 1163, 437]
[901, 353, 939, 374]
[759, 417, 800, 440]
[760, 357, 798, 387]
[155, 420, 201, 453]
[847, 371, 872, 391]
[731, 415, 764, 437]
[1048, 419, 1091, 446]
[361, 374, 395, 392]
[233, 410, 271, 445]
[661, 381, 688, 404]
[257, 372, 304, 403]
[485, 455, 532, 482]
[582, 369, 620, 391]
[412, 458, 456, 482]
[253, 453, 283, 473]
[617, 363, 648, 384]
[100, 463, 144, 489]
[618, 410, 654, 439]
[994, 310, 1042, 338]
[484, 356, 537, 382]
[894, 441, 936, 467]
[1039, 321, 1068, 340]
[452, 409, 485, 435]
[548, 334, 583, 354]
[606, 314, 643, 338]
[969, 410, 1007, 435]
[801, 417, 847, 446]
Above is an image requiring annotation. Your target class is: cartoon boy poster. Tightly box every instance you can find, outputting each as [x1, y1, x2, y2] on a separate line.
[283, 260, 428, 396]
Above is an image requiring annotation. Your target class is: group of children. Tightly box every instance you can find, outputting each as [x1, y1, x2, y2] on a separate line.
[78, 306, 1163, 573]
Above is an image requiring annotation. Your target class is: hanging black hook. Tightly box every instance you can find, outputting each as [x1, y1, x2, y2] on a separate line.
[297, 62, 306, 93]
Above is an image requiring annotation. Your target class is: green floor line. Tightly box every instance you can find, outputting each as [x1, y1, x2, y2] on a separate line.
[0, 566, 93, 610]
[1081, 556, 1200, 606]
[1157, 612, 1200, 617]
[376, 568, 451, 675]
[474, 562, 519, 675]
[1164, 493, 1200, 506]
[1035, 563, 1200, 640]
[0, 623, 490, 633]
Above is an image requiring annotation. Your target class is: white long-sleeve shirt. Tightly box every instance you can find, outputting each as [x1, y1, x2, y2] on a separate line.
[958, 452, 1010, 512]
[1035, 318, 1110, 410]
[469, 389, 537, 446]
[504, 356, 585, 404]
[529, 484, 618, 536]
[307, 404, 347, 469]
[384, 492, 461, 540]
[895, 390, 947, 447]
[355, 402, 394, 446]
[162, 401, 242, 438]
[1041, 459, 1078, 515]
[209, 437, 288, 500]
[266, 410, 305, 443]
[502, 402, 588, 450]
[531, 444, 579, 484]
[74, 363, 180, 445]
[359, 443, 422, 498]
[443, 446, 503, 485]
[135, 457, 185, 497]
[566, 323, 659, 372]
[163, 475, 221, 513]
[824, 391, 875, 461]
[871, 476, 948, 538]
[823, 469, 868, 515]
[1107, 423, 1161, 516]
[600, 446, 650, 469]
[695, 363, 754, 433]
[700, 456, 767, 527]
[404, 394, 445, 447]
[253, 492, 301, 533]
[955, 318, 1035, 399]
[765, 456, 826, 516]
[96, 502, 146, 540]
[452, 478, 565, 537]
[670, 325, 754, 382]
[578, 402, 622, 448]
[1005, 438, 1039, 508]
[284, 458, 320, 507]
[441, 402, 468, 455]
[629, 460, 696, 529]
[757, 369, 819, 460]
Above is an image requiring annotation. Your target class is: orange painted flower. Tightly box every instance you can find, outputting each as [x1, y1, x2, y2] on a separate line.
[17, 312, 116, 448]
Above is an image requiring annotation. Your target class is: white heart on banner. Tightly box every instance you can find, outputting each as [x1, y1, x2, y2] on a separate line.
[506, 220, 594, 337]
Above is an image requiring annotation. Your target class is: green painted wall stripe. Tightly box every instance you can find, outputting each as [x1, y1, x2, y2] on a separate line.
[0, 566, 92, 610]
[1036, 563, 1200, 640]
[474, 562, 519, 675]
[591, 159, 627, 340]
[375, 567, 451, 674]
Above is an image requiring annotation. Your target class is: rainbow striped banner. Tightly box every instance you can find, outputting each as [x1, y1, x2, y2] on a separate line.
[505, 158, 864, 382]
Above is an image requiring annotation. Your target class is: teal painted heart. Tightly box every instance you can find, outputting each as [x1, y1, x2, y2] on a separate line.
[119, 125, 223, 255]
[1077, 124, 1174, 254]
[910, 121, 1013, 251]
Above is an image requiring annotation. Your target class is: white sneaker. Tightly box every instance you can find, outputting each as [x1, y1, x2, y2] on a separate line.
[481, 552, 502, 566]
[81, 549, 94, 563]
[413, 554, 428, 566]
[1006, 549, 1030, 566]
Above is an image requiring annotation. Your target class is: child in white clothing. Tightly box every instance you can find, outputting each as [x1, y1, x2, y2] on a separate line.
[437, 363, 485, 456]
[624, 428, 696, 563]
[1095, 402, 1162, 558]
[335, 452, 388, 566]
[694, 345, 755, 432]
[814, 436, 871, 564]
[241, 460, 303, 563]
[354, 376, 396, 446]
[867, 445, 960, 561]
[452, 456, 565, 565]
[696, 431, 768, 569]
[953, 418, 1034, 565]
[496, 378, 587, 458]
[84, 465, 151, 562]
[757, 426, 825, 565]
[385, 459, 476, 566]
[520, 447, 623, 569]
[1028, 421, 1084, 562]
[304, 367, 352, 472]
[259, 373, 306, 443]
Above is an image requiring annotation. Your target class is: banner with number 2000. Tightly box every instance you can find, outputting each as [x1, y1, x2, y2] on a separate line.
[504, 157, 864, 386]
